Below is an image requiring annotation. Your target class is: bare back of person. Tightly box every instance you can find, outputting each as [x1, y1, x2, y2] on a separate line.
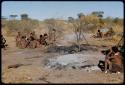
[111, 52, 123, 66]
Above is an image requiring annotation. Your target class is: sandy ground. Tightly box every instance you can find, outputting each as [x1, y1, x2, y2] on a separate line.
[1, 35, 124, 84]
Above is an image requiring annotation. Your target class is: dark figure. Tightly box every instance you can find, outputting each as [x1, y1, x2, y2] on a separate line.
[39, 34, 43, 44]
[36, 34, 43, 47]
[43, 33, 48, 46]
[98, 60, 105, 71]
[26, 32, 35, 48]
[29, 32, 35, 41]
[20, 36, 27, 48]
[1, 35, 8, 49]
[39, 33, 48, 46]
[97, 30, 102, 38]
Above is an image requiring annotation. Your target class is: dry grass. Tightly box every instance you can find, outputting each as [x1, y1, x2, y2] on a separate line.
[87, 39, 118, 46]
[2, 17, 123, 47]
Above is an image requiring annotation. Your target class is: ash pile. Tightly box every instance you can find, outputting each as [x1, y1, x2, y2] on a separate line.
[43, 54, 101, 71]
[46, 44, 98, 54]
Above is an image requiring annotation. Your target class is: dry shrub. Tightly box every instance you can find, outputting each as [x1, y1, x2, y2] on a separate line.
[3, 19, 39, 36]
[33, 22, 49, 38]
[112, 35, 122, 42]
[1, 27, 8, 36]
[111, 24, 123, 42]
[113, 25, 123, 33]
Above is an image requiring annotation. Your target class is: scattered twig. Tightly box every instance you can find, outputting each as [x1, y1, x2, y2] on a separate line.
[8, 63, 31, 69]
[38, 77, 51, 83]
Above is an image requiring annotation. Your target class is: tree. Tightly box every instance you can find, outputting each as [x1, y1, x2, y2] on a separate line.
[68, 17, 74, 22]
[1, 16, 7, 20]
[44, 18, 56, 42]
[92, 11, 104, 18]
[68, 14, 89, 52]
[113, 17, 123, 26]
[9, 14, 18, 20]
[1, 16, 8, 28]
[113, 17, 119, 23]
[21, 14, 28, 20]
[44, 18, 64, 45]
[20, 19, 39, 34]
[6, 19, 39, 36]
[77, 13, 84, 19]
[92, 11, 104, 29]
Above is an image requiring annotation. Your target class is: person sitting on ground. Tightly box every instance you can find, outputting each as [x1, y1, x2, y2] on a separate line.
[20, 36, 27, 49]
[44, 33, 48, 39]
[39, 34, 43, 44]
[39, 34, 48, 46]
[29, 34, 39, 48]
[43, 33, 48, 46]
[104, 46, 123, 73]
[91, 30, 102, 38]
[109, 46, 123, 73]
[29, 32, 35, 41]
[26, 32, 35, 48]
[97, 30, 102, 38]
[1, 35, 8, 49]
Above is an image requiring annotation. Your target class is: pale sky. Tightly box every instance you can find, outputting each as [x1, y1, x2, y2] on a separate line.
[2, 1, 124, 20]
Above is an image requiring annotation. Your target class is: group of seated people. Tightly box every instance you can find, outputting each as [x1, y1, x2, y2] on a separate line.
[98, 45, 124, 73]
[16, 32, 49, 49]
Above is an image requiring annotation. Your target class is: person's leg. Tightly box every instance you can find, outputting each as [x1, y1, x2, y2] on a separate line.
[105, 59, 108, 73]
[109, 62, 112, 72]
[22, 40, 27, 48]
[26, 41, 30, 48]
[105, 59, 110, 73]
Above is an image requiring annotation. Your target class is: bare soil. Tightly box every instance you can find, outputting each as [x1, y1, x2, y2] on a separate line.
[2, 35, 124, 84]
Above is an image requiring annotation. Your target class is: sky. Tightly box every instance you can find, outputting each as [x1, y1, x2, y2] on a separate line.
[2, 1, 124, 20]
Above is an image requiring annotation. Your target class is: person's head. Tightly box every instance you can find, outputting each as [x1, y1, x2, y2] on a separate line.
[112, 46, 119, 53]
[52, 29, 56, 31]
[30, 32, 33, 35]
[18, 32, 21, 35]
[101, 49, 110, 55]
[40, 34, 43, 38]
[110, 27, 112, 29]
[22, 36, 24, 39]
[98, 30, 100, 32]
[23, 36, 26, 38]
[44, 33, 48, 36]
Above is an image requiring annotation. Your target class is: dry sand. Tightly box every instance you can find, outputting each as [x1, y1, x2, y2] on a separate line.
[1, 35, 124, 84]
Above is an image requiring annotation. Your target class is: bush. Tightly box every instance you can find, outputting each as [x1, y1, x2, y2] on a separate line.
[4, 19, 39, 36]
